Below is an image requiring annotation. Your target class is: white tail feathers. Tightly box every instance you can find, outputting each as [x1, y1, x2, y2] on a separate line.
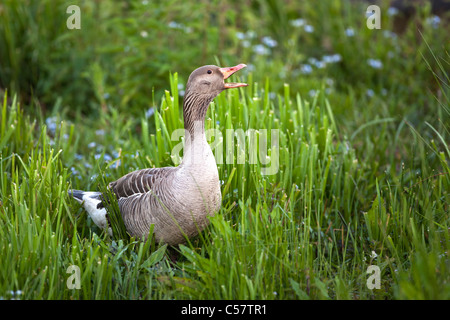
[69, 189, 112, 236]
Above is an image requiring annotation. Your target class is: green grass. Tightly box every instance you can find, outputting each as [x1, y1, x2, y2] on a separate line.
[0, 0, 449, 300]
[1, 67, 449, 299]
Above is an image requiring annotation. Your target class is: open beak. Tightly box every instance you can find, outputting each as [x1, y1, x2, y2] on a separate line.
[219, 64, 248, 89]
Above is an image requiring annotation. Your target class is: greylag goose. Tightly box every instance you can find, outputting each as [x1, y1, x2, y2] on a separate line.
[69, 64, 248, 245]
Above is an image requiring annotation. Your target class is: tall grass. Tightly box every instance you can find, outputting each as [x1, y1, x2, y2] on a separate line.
[1, 63, 448, 298]
[0, 92, 172, 299]
[0, 0, 449, 300]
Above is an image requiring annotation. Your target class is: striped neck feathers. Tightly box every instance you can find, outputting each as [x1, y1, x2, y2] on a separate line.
[182, 90, 215, 137]
[181, 91, 216, 167]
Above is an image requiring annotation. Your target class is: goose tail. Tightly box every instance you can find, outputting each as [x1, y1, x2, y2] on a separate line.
[68, 189, 112, 236]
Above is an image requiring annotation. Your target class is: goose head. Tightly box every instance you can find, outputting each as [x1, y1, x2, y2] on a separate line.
[183, 64, 248, 129]
[186, 64, 248, 98]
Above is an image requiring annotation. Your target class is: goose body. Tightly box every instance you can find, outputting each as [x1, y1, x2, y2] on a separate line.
[69, 64, 247, 245]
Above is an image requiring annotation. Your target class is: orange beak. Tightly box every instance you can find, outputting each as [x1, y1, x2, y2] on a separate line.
[218, 64, 248, 89]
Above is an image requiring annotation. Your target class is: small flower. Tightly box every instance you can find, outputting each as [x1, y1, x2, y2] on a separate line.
[325, 78, 334, 86]
[366, 89, 375, 97]
[88, 142, 96, 148]
[387, 7, 399, 16]
[370, 251, 378, 259]
[383, 30, 397, 39]
[308, 57, 318, 65]
[367, 58, 383, 69]
[426, 15, 441, 29]
[345, 28, 355, 37]
[300, 64, 313, 74]
[236, 32, 246, 40]
[168, 21, 180, 29]
[290, 18, 306, 28]
[322, 54, 342, 64]
[304, 25, 314, 33]
[140, 30, 148, 38]
[253, 44, 270, 55]
[45, 116, 58, 135]
[315, 61, 326, 69]
[145, 107, 155, 118]
[241, 40, 251, 48]
[246, 30, 256, 39]
[168, 21, 191, 33]
[262, 36, 277, 48]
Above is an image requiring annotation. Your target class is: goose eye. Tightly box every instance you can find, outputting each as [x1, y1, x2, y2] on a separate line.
[207, 70, 212, 74]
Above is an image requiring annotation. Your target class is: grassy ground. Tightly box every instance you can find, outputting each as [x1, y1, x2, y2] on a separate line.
[0, 0, 449, 299]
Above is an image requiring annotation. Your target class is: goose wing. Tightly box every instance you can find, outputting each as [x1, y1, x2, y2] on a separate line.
[108, 167, 176, 199]
[107, 167, 177, 239]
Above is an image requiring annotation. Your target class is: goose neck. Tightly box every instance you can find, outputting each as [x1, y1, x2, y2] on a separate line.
[181, 92, 214, 167]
